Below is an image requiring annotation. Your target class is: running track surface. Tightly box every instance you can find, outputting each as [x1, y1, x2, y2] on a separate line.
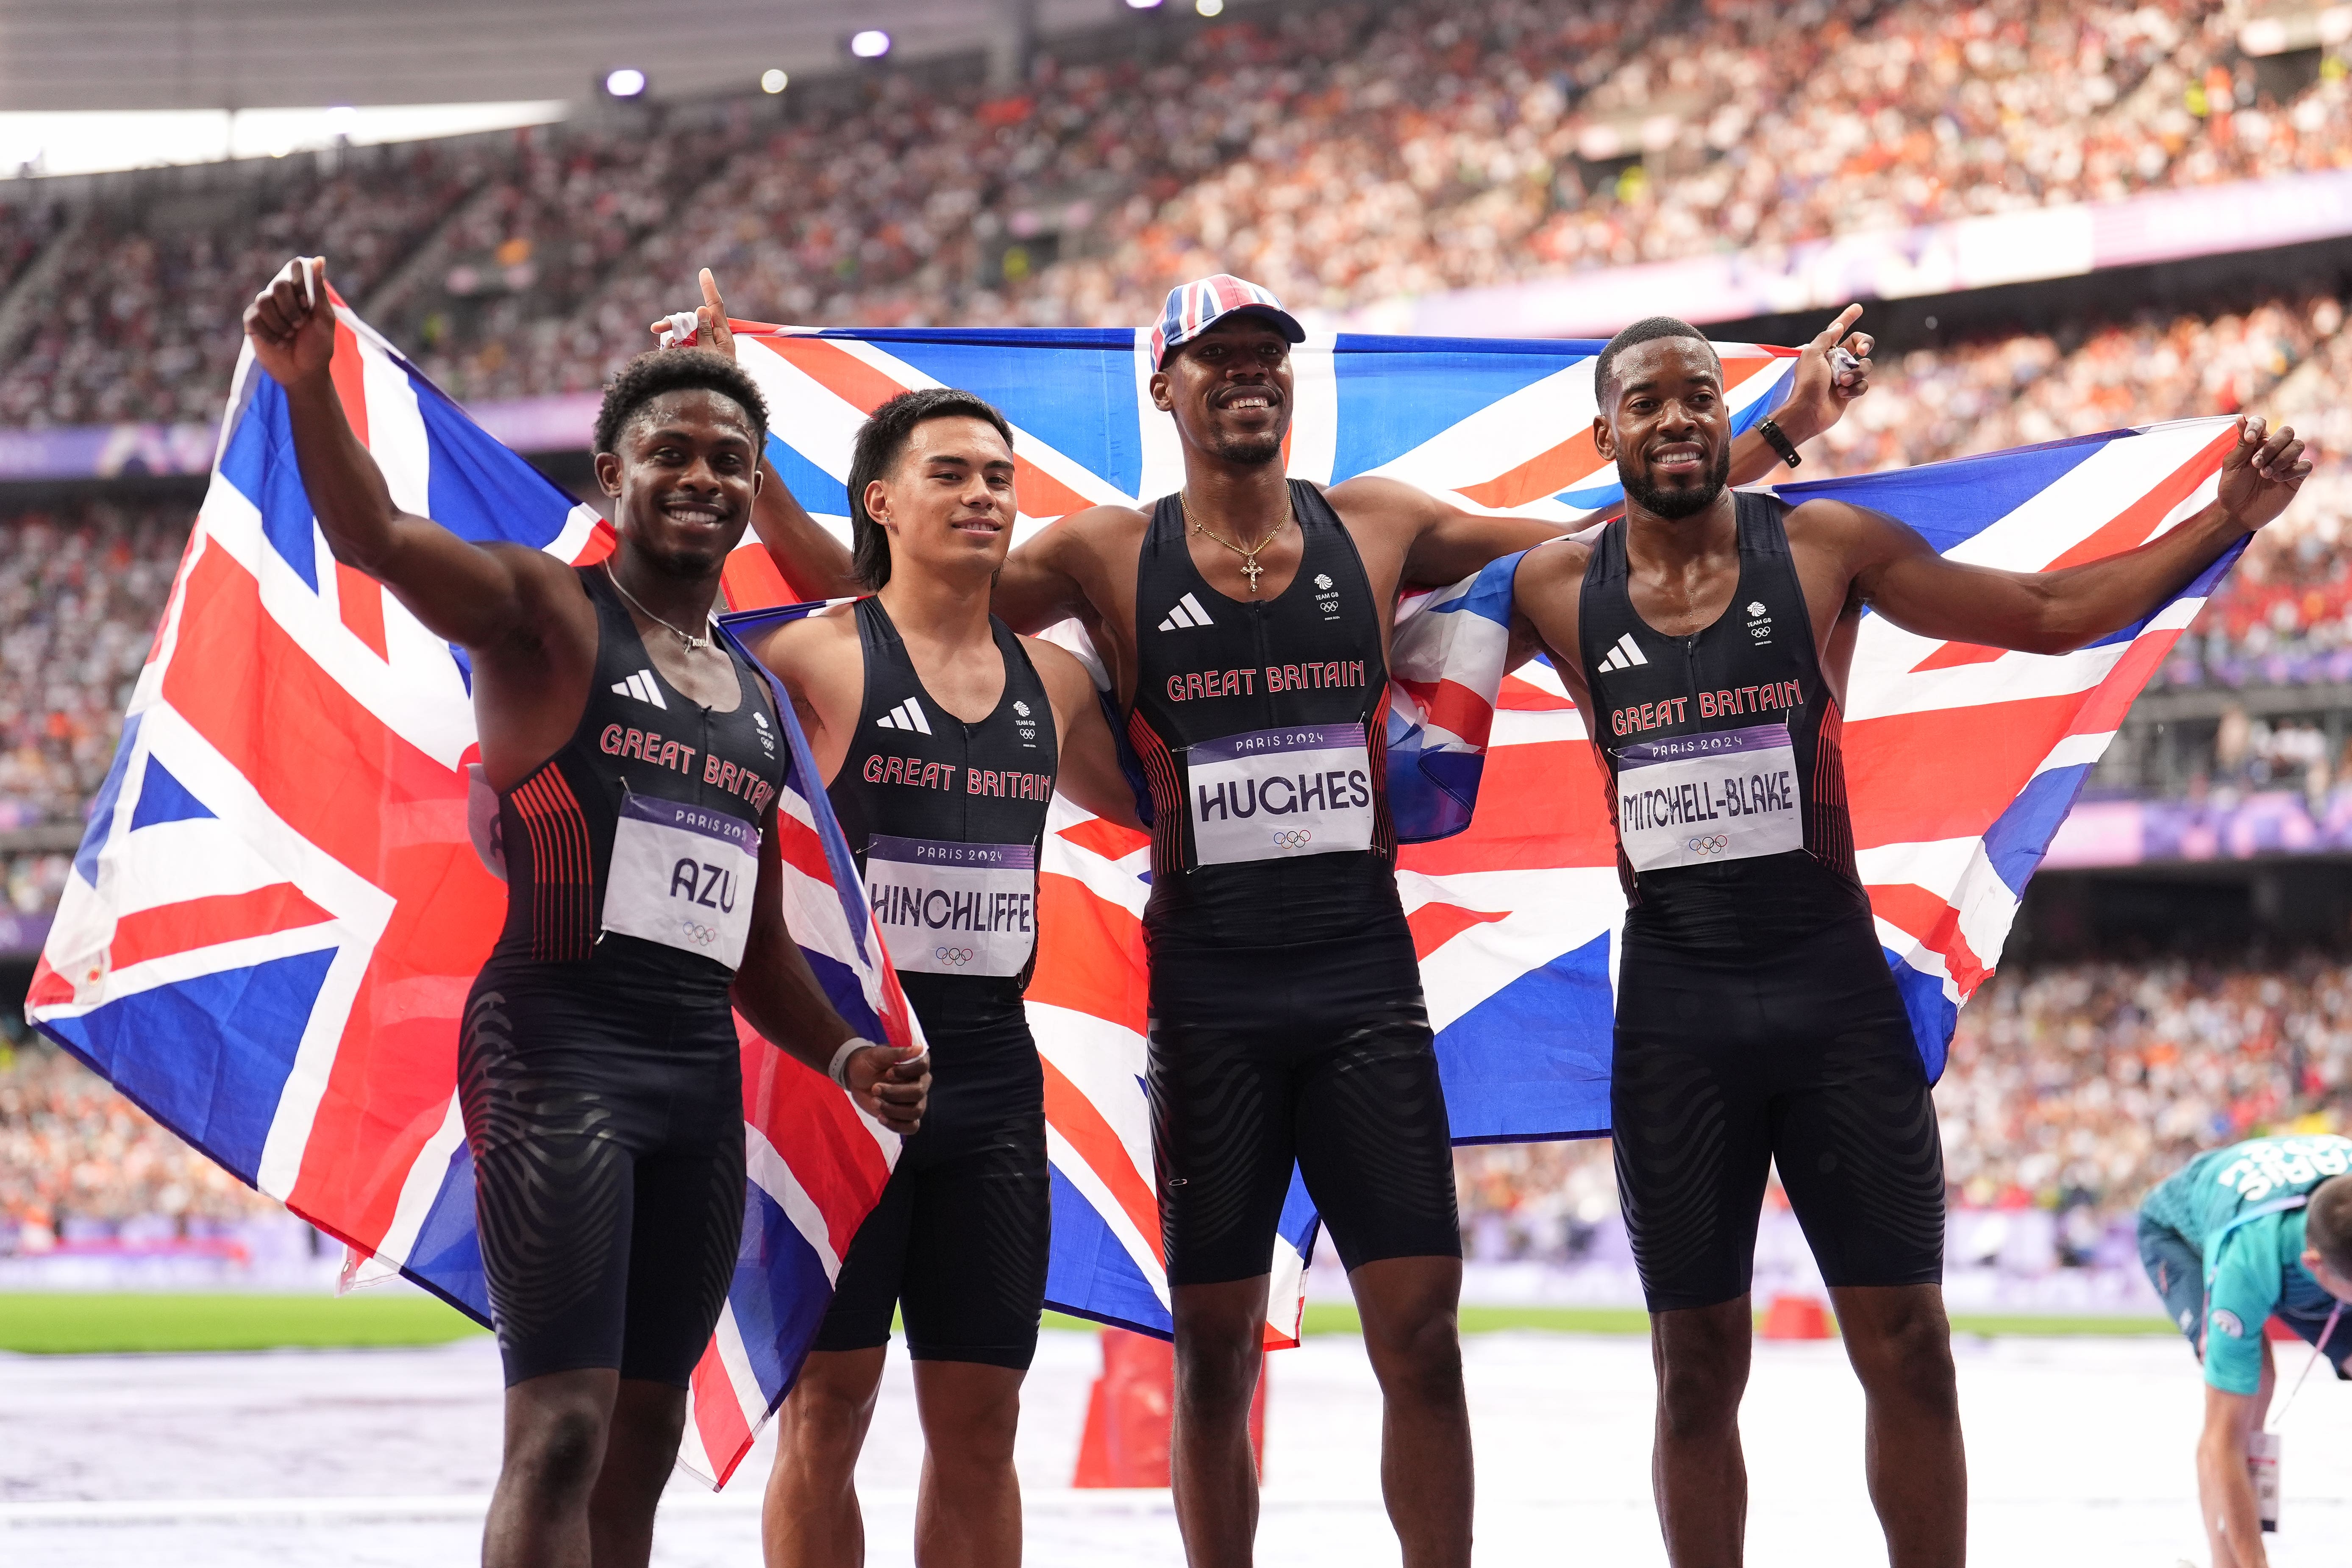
[5, 1327, 2348, 1565]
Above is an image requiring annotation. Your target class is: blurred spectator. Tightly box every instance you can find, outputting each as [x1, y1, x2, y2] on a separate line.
[0, 1031, 280, 1257]
[1453, 950, 2352, 1259]
[0, 498, 188, 827]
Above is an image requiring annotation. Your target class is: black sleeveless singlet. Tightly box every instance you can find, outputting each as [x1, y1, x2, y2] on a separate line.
[813, 595, 1057, 1370]
[1577, 491, 1866, 952]
[1126, 479, 1402, 954]
[485, 563, 787, 983]
[827, 595, 1057, 1005]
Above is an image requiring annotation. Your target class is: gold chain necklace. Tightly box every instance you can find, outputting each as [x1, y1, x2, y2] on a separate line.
[604, 562, 716, 651]
[1179, 491, 1291, 595]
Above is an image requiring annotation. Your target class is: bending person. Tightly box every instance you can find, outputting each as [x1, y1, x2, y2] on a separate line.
[243, 258, 929, 1568]
[737, 384, 1139, 1563]
[717, 270, 1873, 1568]
[1509, 315, 2311, 1568]
[2139, 1134, 2352, 1568]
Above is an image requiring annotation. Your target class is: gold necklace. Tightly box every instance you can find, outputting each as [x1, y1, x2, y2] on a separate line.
[604, 562, 716, 651]
[1179, 491, 1291, 595]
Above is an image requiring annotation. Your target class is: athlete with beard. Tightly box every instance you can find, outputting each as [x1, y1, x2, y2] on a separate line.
[244, 257, 929, 1568]
[716, 273, 1873, 1568]
[1508, 316, 2312, 1568]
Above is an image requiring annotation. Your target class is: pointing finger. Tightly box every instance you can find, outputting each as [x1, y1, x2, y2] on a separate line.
[700, 267, 725, 314]
[1815, 303, 1863, 348]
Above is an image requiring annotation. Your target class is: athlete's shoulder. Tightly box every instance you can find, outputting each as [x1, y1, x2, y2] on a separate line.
[751, 601, 861, 680]
[1018, 632, 1103, 704]
[1512, 533, 1597, 601]
[1323, 473, 1446, 529]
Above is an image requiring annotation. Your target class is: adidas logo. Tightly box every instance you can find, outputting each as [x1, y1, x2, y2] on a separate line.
[1158, 593, 1214, 631]
[611, 669, 667, 709]
[1595, 633, 1648, 673]
[876, 697, 933, 734]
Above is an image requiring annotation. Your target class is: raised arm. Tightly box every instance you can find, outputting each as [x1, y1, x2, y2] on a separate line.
[1832, 416, 2310, 655]
[1724, 303, 1874, 488]
[243, 258, 567, 650]
[733, 803, 929, 1134]
[653, 270, 863, 599]
[1028, 637, 1144, 830]
[995, 506, 1129, 634]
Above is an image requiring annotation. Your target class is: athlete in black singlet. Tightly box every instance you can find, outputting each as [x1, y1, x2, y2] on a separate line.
[720, 267, 1878, 1568]
[1512, 316, 2313, 1568]
[244, 257, 928, 1568]
[715, 376, 1134, 1568]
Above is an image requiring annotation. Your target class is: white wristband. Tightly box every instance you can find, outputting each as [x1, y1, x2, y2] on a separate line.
[827, 1037, 868, 1089]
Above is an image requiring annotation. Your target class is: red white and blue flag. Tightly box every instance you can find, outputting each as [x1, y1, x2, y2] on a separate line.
[22, 294, 920, 1488]
[27, 297, 2243, 1468]
[713, 321, 2244, 1340]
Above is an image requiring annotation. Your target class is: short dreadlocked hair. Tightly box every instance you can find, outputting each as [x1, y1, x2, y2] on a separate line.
[592, 348, 769, 458]
[847, 388, 1016, 590]
[1593, 316, 1721, 404]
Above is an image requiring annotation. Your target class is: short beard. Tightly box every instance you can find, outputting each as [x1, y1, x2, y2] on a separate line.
[1208, 428, 1284, 467]
[1623, 444, 1730, 520]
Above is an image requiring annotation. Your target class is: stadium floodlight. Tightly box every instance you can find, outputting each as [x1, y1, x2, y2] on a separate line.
[848, 29, 892, 59]
[1196, 0, 1223, 12]
[1126, 0, 1165, 8]
[761, 68, 789, 94]
[603, 67, 648, 100]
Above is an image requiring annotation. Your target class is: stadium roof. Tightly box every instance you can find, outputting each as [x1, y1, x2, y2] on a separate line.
[0, 0, 1140, 112]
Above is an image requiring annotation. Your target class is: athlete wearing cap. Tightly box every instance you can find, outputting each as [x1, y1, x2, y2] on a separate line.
[2139, 1135, 2352, 1568]
[729, 272, 1874, 1568]
[1508, 316, 2312, 1568]
[244, 257, 929, 1568]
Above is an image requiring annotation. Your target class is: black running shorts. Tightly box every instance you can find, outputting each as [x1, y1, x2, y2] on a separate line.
[814, 983, 1050, 1370]
[1146, 934, 1460, 1287]
[459, 955, 745, 1389]
[1611, 912, 1945, 1312]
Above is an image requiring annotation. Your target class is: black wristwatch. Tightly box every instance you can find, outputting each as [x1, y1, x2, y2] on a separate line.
[1757, 417, 1802, 469]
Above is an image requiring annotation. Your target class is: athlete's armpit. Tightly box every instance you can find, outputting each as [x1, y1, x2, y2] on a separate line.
[996, 506, 1135, 634]
[1027, 636, 1143, 830]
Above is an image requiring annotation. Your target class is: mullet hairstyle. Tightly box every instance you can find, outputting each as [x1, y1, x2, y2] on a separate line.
[2307, 1173, 2352, 1278]
[1593, 316, 1721, 404]
[848, 388, 1017, 590]
[592, 348, 770, 457]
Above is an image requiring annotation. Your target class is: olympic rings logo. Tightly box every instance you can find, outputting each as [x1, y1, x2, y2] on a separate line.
[1685, 835, 1730, 856]
[677, 919, 721, 946]
[934, 947, 977, 967]
[1270, 828, 1314, 849]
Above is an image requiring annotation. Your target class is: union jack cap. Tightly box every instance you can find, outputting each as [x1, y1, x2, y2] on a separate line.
[1150, 274, 1306, 369]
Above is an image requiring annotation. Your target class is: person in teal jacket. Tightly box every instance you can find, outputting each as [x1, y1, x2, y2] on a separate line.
[2138, 1134, 2352, 1568]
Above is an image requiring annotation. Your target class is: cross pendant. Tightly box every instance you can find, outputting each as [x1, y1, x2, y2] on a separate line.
[1240, 558, 1263, 593]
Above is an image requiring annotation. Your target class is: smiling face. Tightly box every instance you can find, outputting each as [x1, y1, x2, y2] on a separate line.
[1594, 336, 1732, 523]
[595, 389, 762, 575]
[1151, 315, 1293, 466]
[865, 414, 1018, 581]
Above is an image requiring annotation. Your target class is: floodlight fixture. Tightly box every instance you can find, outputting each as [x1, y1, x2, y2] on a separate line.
[849, 29, 892, 59]
[761, 68, 789, 94]
[603, 67, 648, 99]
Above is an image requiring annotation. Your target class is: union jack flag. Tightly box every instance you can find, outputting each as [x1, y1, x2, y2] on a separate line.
[713, 319, 2244, 1342]
[23, 294, 920, 1488]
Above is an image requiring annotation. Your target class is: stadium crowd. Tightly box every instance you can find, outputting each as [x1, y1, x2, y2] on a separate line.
[1, 0, 2351, 415]
[1451, 950, 2352, 1261]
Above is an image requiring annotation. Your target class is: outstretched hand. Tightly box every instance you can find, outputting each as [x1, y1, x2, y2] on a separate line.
[649, 267, 737, 361]
[846, 1042, 929, 1135]
[243, 257, 336, 387]
[1775, 303, 1874, 443]
[2214, 414, 2312, 534]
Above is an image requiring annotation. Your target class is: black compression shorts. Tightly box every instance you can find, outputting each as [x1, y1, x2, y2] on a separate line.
[1146, 935, 1460, 1287]
[459, 955, 745, 1389]
[1611, 912, 1944, 1313]
[814, 985, 1050, 1369]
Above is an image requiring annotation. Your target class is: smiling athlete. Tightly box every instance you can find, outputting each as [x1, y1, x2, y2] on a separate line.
[655, 281, 1136, 1568]
[243, 258, 929, 1568]
[730, 273, 1873, 1568]
[1509, 315, 2312, 1568]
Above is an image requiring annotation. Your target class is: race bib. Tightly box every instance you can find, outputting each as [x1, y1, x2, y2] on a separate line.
[865, 834, 1038, 977]
[601, 794, 760, 969]
[1615, 723, 1802, 873]
[1186, 723, 1375, 867]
